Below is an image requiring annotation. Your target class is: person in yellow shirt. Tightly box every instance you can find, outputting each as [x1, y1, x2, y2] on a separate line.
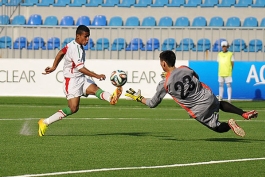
[217, 41, 234, 103]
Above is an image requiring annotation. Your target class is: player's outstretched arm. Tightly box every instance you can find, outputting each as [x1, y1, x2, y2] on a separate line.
[79, 67, 106, 80]
[42, 50, 65, 75]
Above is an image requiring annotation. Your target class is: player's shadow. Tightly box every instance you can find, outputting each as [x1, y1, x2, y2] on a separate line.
[252, 89, 265, 101]
[92, 132, 151, 137]
[201, 138, 251, 143]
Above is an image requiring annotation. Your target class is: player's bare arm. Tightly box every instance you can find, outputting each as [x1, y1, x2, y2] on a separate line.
[42, 50, 65, 75]
[79, 67, 106, 80]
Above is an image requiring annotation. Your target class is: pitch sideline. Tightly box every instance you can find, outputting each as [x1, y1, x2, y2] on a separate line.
[7, 157, 265, 177]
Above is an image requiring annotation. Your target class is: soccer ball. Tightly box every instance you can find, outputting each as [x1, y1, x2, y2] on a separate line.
[110, 70, 127, 87]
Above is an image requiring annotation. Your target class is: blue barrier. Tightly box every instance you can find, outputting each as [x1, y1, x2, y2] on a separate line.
[189, 61, 265, 100]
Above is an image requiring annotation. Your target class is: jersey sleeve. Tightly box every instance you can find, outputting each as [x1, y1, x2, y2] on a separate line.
[145, 80, 167, 108]
[61, 44, 68, 54]
[71, 45, 84, 70]
[231, 55, 234, 61]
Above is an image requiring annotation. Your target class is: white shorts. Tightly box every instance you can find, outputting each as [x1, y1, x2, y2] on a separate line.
[218, 76, 232, 83]
[63, 76, 95, 100]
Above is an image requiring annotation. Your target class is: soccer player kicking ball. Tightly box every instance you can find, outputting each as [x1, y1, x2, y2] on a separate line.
[38, 25, 122, 136]
[125, 50, 258, 137]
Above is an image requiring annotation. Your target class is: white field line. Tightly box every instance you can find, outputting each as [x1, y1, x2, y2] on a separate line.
[0, 117, 265, 122]
[7, 157, 265, 177]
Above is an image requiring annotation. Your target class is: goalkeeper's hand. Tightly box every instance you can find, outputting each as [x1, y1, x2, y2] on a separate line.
[125, 88, 144, 102]
[161, 72, 167, 79]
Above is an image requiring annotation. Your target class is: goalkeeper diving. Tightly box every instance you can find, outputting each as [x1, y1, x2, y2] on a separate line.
[125, 50, 258, 137]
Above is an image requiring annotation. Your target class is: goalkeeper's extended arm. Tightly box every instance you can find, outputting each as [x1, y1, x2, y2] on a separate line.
[125, 88, 146, 104]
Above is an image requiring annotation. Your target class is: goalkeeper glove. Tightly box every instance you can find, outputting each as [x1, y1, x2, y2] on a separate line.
[125, 88, 144, 102]
[161, 72, 167, 79]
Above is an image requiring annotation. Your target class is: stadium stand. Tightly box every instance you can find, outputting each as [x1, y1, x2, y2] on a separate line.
[209, 16, 224, 27]
[92, 38, 109, 50]
[244, 39, 263, 52]
[161, 38, 176, 50]
[101, 0, 119, 7]
[27, 14, 42, 25]
[134, 0, 152, 7]
[142, 16, 156, 26]
[21, 0, 38, 6]
[234, 0, 252, 7]
[109, 16, 123, 26]
[229, 39, 246, 52]
[125, 16, 140, 26]
[176, 38, 194, 51]
[141, 38, 160, 51]
[43, 37, 60, 50]
[91, 15, 107, 26]
[85, 0, 103, 6]
[36, 0, 54, 6]
[260, 18, 265, 27]
[217, 0, 236, 7]
[76, 16, 90, 26]
[27, 37, 45, 50]
[183, 0, 202, 7]
[84, 38, 95, 50]
[13, 37, 27, 49]
[192, 38, 211, 51]
[5, 0, 21, 6]
[192, 16, 207, 26]
[0, 36, 12, 49]
[251, 0, 265, 7]
[175, 16, 190, 26]
[11, 15, 26, 25]
[0, 0, 7, 6]
[61, 37, 74, 48]
[69, 0, 86, 7]
[0, 15, 10, 25]
[158, 16, 173, 26]
[125, 38, 144, 51]
[200, 0, 218, 7]
[150, 0, 168, 7]
[226, 17, 241, 27]
[53, 0, 70, 7]
[43, 16, 58, 25]
[243, 17, 258, 27]
[212, 38, 226, 52]
[167, 0, 185, 7]
[117, 0, 135, 7]
[111, 38, 126, 51]
[60, 16, 74, 26]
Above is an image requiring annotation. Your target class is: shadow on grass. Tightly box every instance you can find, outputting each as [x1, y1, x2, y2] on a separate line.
[92, 132, 151, 137]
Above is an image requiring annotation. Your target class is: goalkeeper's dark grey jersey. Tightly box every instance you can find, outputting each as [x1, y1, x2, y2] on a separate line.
[146, 66, 215, 119]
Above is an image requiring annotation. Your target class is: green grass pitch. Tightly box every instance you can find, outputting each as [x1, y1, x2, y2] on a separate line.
[0, 97, 265, 177]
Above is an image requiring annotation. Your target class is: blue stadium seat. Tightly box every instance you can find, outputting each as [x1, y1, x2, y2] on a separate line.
[27, 14, 42, 25]
[125, 16, 139, 26]
[37, 0, 54, 6]
[243, 17, 258, 27]
[85, 0, 102, 6]
[21, 0, 38, 6]
[83, 38, 95, 50]
[244, 39, 263, 52]
[201, 0, 218, 7]
[92, 38, 109, 50]
[192, 16, 206, 26]
[234, 0, 252, 7]
[43, 16, 58, 25]
[217, 0, 236, 7]
[175, 16, 189, 26]
[0, 36, 12, 49]
[256, 18, 265, 27]
[76, 16, 90, 26]
[111, 38, 126, 51]
[183, 0, 202, 7]
[141, 38, 160, 51]
[176, 38, 194, 51]
[161, 38, 176, 51]
[125, 38, 144, 51]
[192, 38, 211, 51]
[53, 0, 70, 6]
[109, 16, 123, 26]
[229, 39, 246, 52]
[0, 15, 10, 25]
[6, 0, 21, 6]
[209, 16, 224, 27]
[0, 0, 7, 6]
[13, 37, 27, 49]
[150, 0, 168, 7]
[134, 0, 152, 7]
[60, 16, 74, 26]
[61, 37, 74, 48]
[167, 0, 185, 7]
[226, 17, 241, 27]
[142, 16, 156, 26]
[117, 0, 135, 7]
[158, 16, 173, 26]
[69, 0, 86, 6]
[212, 38, 226, 52]
[92, 15, 107, 26]
[27, 37, 45, 50]
[101, 0, 119, 7]
[11, 15, 26, 25]
[42, 37, 60, 50]
[252, 0, 265, 7]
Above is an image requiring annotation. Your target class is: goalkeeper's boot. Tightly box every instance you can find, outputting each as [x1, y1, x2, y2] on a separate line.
[242, 110, 258, 120]
[110, 86, 123, 105]
[38, 119, 48, 137]
[228, 119, 245, 137]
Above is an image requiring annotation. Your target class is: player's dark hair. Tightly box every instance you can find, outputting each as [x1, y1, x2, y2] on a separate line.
[76, 25, 90, 35]
[159, 50, 176, 67]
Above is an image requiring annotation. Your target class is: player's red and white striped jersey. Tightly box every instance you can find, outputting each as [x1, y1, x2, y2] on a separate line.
[61, 40, 85, 78]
